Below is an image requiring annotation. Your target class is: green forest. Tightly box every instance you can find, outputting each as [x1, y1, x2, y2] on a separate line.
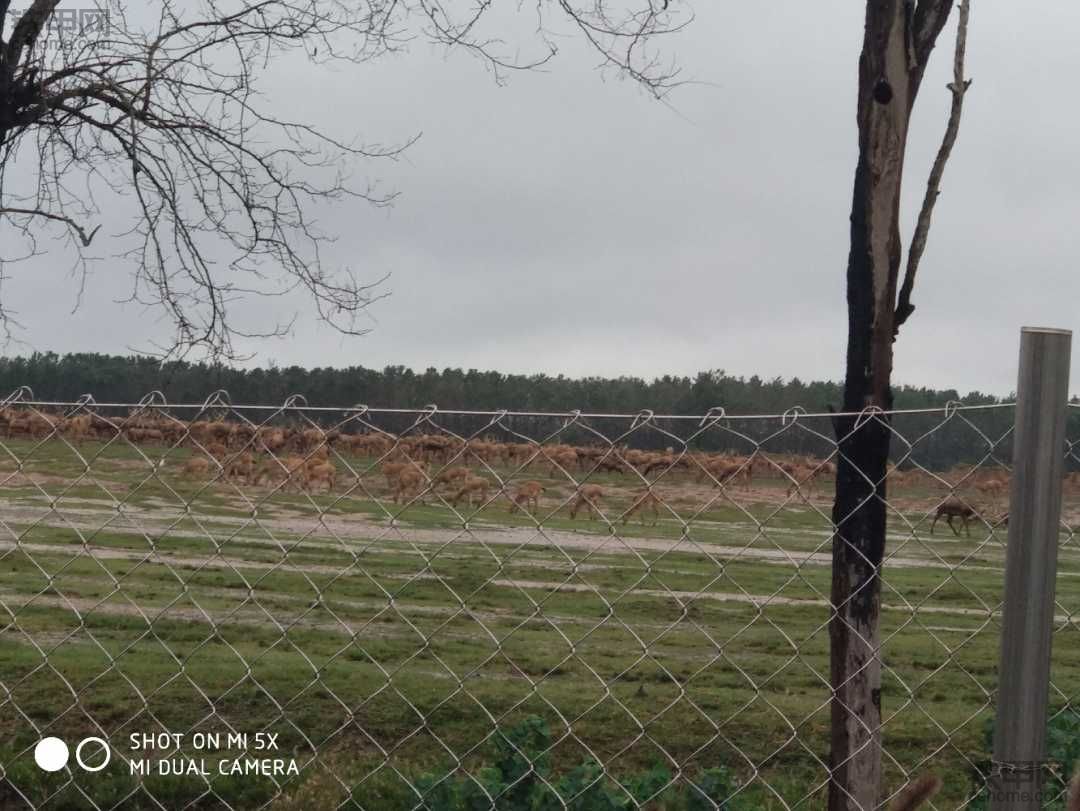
[0, 351, 1005, 414]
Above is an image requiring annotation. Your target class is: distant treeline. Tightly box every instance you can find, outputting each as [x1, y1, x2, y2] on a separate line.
[0, 351, 1069, 471]
[0, 351, 1006, 413]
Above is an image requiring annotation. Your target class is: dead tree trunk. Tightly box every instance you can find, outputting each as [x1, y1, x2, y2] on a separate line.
[829, 2, 959, 808]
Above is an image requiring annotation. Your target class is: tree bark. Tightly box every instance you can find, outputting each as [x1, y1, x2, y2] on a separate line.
[829, 2, 955, 808]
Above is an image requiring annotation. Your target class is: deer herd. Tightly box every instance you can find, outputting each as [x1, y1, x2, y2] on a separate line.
[0, 407, 1068, 533]
[0, 408, 840, 520]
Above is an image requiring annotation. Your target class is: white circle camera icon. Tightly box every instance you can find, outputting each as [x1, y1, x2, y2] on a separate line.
[75, 737, 111, 772]
[34, 737, 69, 772]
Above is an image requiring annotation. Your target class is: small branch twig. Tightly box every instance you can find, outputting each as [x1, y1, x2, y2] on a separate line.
[894, 0, 971, 338]
[0, 206, 101, 245]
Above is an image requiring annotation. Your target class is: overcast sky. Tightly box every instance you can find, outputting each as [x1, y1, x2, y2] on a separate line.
[3, 2, 1079, 399]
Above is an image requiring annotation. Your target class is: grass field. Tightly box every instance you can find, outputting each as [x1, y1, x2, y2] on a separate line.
[1, 434, 1079, 809]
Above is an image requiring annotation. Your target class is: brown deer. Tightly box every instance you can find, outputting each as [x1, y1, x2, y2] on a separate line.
[182, 457, 210, 479]
[622, 489, 661, 526]
[225, 451, 256, 484]
[638, 453, 677, 478]
[382, 459, 427, 490]
[701, 458, 741, 487]
[434, 465, 470, 489]
[254, 454, 309, 490]
[64, 414, 93, 444]
[393, 467, 429, 504]
[930, 499, 978, 537]
[975, 476, 1008, 503]
[568, 484, 605, 520]
[450, 476, 491, 508]
[545, 447, 579, 475]
[787, 465, 822, 498]
[508, 481, 545, 514]
[206, 441, 229, 461]
[305, 460, 337, 492]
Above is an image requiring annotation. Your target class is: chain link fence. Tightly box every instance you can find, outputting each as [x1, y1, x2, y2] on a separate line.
[0, 390, 1077, 809]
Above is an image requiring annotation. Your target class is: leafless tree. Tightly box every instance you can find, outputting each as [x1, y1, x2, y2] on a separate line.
[829, 1, 972, 809]
[0, 0, 687, 359]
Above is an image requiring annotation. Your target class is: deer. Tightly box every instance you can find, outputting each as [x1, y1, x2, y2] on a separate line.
[593, 455, 631, 475]
[786, 465, 822, 498]
[393, 467, 429, 504]
[64, 413, 93, 444]
[450, 475, 491, 508]
[545, 446, 578, 475]
[700, 458, 741, 487]
[508, 480, 545, 514]
[181, 457, 210, 479]
[305, 460, 337, 492]
[568, 484, 605, 520]
[382, 459, 427, 491]
[638, 453, 678, 478]
[930, 498, 978, 537]
[622, 489, 661, 526]
[975, 476, 1008, 502]
[433, 465, 470, 489]
[254, 454, 309, 490]
[255, 426, 287, 454]
[225, 451, 256, 484]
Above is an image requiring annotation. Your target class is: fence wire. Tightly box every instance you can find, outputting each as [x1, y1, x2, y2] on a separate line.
[0, 390, 1077, 810]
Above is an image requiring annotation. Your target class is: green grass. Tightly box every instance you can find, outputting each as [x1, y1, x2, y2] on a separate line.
[0, 436, 1078, 808]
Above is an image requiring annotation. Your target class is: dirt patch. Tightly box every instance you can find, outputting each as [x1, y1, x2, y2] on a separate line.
[0, 494, 1044, 577]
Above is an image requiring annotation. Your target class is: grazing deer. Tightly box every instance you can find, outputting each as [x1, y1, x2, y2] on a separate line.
[702, 459, 742, 487]
[450, 475, 491, 508]
[569, 484, 605, 520]
[639, 453, 678, 478]
[225, 451, 256, 485]
[206, 441, 229, 460]
[976, 476, 1008, 502]
[182, 457, 210, 479]
[593, 456, 631, 475]
[508, 480, 545, 514]
[787, 465, 821, 498]
[64, 414, 93, 444]
[930, 499, 978, 537]
[434, 465, 470, 488]
[382, 459, 426, 490]
[393, 467, 429, 504]
[622, 489, 661, 526]
[545, 447, 578, 475]
[254, 454, 309, 490]
[305, 460, 336, 492]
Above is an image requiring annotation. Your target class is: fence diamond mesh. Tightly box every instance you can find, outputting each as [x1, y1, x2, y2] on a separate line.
[0, 390, 1078, 810]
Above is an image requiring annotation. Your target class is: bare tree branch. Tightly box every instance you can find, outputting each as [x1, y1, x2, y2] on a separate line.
[0, 204, 99, 244]
[0, 1, 687, 360]
[894, 0, 971, 336]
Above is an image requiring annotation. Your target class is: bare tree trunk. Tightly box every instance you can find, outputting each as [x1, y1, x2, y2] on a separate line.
[829, 2, 956, 808]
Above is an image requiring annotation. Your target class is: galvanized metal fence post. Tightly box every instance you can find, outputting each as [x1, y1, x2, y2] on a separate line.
[990, 326, 1072, 810]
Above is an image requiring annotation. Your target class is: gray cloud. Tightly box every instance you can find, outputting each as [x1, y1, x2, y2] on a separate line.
[5, 1, 1080, 401]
